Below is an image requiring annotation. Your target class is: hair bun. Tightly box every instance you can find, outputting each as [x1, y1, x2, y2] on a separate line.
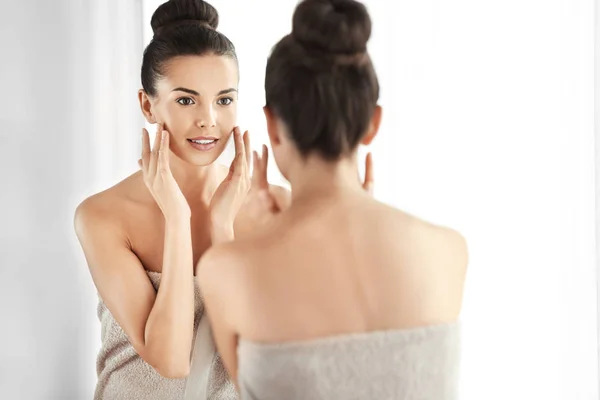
[151, 0, 219, 37]
[291, 0, 371, 55]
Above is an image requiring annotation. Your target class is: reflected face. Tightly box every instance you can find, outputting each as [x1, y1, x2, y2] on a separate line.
[147, 54, 239, 166]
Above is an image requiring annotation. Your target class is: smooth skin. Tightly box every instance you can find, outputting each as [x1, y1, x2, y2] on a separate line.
[197, 105, 469, 388]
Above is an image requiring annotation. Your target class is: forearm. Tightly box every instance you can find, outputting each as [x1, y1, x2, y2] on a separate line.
[144, 218, 195, 377]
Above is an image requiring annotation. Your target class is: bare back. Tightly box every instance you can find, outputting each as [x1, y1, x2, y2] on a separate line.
[227, 191, 468, 343]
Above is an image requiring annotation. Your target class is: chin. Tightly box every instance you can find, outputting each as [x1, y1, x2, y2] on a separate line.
[186, 155, 220, 167]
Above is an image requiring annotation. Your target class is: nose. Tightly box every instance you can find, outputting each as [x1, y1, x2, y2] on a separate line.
[196, 103, 216, 129]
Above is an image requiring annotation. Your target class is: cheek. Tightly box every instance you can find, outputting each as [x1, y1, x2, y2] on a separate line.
[158, 104, 191, 136]
[217, 105, 237, 133]
[152, 102, 172, 125]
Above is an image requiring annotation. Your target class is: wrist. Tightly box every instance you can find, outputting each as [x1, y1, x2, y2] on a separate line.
[164, 214, 191, 229]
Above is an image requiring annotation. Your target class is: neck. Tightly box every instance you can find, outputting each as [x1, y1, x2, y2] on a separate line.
[287, 153, 366, 204]
[167, 150, 222, 206]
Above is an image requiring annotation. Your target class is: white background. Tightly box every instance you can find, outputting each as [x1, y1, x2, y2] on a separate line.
[0, 0, 597, 398]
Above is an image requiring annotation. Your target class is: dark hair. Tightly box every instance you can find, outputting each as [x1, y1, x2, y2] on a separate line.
[141, 0, 237, 97]
[264, 0, 379, 160]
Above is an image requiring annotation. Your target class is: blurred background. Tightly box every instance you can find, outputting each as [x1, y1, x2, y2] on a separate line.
[0, 0, 597, 398]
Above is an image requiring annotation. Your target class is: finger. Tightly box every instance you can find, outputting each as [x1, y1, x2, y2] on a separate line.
[363, 152, 374, 195]
[243, 130, 251, 170]
[232, 128, 246, 177]
[137, 158, 142, 169]
[153, 123, 163, 150]
[158, 130, 170, 174]
[141, 129, 151, 173]
[251, 150, 261, 187]
[148, 123, 162, 177]
[262, 144, 269, 169]
[232, 127, 244, 159]
[257, 144, 269, 189]
[227, 153, 241, 181]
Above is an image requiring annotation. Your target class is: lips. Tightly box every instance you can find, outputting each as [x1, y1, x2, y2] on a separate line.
[187, 137, 218, 151]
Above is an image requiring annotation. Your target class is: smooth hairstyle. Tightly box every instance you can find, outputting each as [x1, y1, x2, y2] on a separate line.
[141, 0, 237, 97]
[265, 0, 380, 160]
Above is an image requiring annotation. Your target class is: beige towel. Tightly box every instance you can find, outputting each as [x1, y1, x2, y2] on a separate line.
[237, 322, 461, 400]
[94, 271, 237, 400]
[184, 316, 238, 399]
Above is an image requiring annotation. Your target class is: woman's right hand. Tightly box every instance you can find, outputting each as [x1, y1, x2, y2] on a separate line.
[139, 124, 191, 222]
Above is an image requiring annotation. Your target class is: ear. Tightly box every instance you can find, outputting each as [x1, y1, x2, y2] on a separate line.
[138, 89, 157, 124]
[263, 106, 281, 147]
[361, 105, 382, 146]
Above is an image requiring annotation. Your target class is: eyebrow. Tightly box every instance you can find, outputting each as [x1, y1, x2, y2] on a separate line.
[171, 87, 238, 96]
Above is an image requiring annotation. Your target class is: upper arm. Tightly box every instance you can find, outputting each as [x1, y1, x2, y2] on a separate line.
[437, 228, 469, 316]
[74, 197, 156, 355]
[446, 228, 469, 276]
[196, 246, 242, 387]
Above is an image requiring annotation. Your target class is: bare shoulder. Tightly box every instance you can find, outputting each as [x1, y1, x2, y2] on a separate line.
[196, 240, 255, 288]
[196, 230, 272, 293]
[381, 206, 468, 272]
[74, 171, 144, 243]
[195, 240, 258, 325]
[408, 212, 469, 272]
[74, 191, 119, 240]
[431, 223, 468, 273]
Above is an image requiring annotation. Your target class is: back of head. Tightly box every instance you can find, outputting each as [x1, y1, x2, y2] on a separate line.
[142, 0, 237, 96]
[264, 0, 380, 160]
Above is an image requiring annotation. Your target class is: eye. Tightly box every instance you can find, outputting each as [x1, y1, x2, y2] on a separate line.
[217, 97, 233, 106]
[176, 97, 195, 106]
